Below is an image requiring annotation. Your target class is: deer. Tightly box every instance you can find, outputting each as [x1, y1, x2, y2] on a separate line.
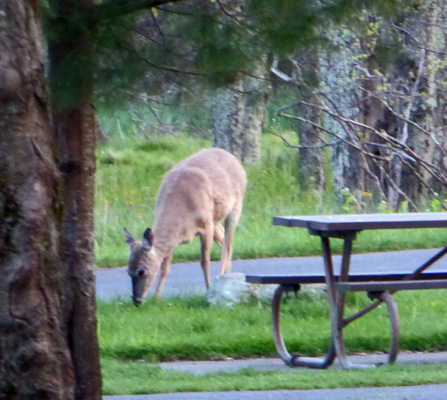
[123, 148, 247, 304]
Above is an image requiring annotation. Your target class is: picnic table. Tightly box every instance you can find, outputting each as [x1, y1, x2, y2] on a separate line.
[246, 212, 447, 369]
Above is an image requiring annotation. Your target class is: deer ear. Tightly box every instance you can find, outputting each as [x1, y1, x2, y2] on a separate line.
[142, 228, 154, 250]
[123, 227, 135, 245]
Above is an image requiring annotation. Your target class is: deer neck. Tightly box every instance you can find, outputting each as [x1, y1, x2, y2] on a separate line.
[152, 228, 178, 258]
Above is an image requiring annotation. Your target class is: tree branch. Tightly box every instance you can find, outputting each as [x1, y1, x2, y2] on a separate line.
[267, 129, 340, 150]
[99, 0, 184, 20]
[107, 24, 201, 76]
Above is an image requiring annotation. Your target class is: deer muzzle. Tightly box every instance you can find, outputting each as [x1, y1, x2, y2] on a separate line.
[132, 277, 145, 305]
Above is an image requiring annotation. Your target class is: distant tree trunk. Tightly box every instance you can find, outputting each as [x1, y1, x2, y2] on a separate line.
[358, 50, 397, 206]
[295, 51, 326, 193]
[212, 56, 271, 165]
[401, 2, 441, 208]
[212, 79, 245, 158]
[297, 100, 326, 193]
[241, 56, 272, 164]
[0, 1, 75, 398]
[48, 0, 102, 398]
[320, 31, 364, 208]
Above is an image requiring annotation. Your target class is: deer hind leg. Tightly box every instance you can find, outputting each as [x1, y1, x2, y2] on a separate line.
[213, 223, 225, 248]
[200, 223, 214, 289]
[220, 202, 243, 274]
[154, 252, 174, 297]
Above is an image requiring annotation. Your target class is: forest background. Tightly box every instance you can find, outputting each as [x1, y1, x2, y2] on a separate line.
[95, 1, 447, 267]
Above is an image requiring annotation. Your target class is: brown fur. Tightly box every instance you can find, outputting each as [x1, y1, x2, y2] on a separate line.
[124, 148, 247, 303]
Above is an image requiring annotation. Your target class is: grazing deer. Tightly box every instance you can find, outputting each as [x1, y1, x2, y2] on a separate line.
[123, 148, 247, 304]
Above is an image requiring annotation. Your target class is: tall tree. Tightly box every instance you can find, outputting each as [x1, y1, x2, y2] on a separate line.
[47, 1, 102, 397]
[270, 54, 327, 195]
[0, 1, 75, 397]
[400, 1, 446, 208]
[212, 56, 271, 165]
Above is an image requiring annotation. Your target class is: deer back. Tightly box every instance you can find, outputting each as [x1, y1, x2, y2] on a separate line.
[153, 148, 247, 248]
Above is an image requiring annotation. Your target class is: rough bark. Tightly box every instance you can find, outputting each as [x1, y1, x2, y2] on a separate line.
[297, 104, 326, 193]
[212, 56, 271, 165]
[401, 2, 441, 208]
[53, 106, 101, 400]
[212, 80, 245, 159]
[0, 1, 75, 398]
[320, 30, 364, 208]
[48, 1, 102, 397]
[358, 50, 398, 206]
[295, 51, 326, 193]
[240, 57, 272, 165]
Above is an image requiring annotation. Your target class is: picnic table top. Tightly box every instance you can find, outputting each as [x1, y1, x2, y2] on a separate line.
[273, 212, 447, 232]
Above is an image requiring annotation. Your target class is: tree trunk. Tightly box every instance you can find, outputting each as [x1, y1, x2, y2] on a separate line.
[401, 1, 441, 208]
[212, 80, 245, 159]
[295, 51, 326, 194]
[358, 53, 397, 206]
[0, 1, 75, 398]
[53, 106, 102, 400]
[240, 56, 272, 165]
[320, 30, 364, 208]
[212, 56, 271, 165]
[48, 1, 102, 398]
[297, 102, 326, 194]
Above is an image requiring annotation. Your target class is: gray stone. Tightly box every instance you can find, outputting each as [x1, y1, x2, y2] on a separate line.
[206, 272, 256, 306]
[206, 273, 329, 306]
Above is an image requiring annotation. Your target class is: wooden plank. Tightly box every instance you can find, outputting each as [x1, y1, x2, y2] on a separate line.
[246, 275, 326, 284]
[273, 213, 447, 232]
[246, 272, 447, 286]
[335, 280, 447, 292]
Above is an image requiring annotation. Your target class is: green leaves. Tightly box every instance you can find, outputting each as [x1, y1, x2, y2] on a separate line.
[43, 0, 406, 109]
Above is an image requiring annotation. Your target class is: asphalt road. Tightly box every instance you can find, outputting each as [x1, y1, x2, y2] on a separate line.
[96, 247, 447, 301]
[105, 384, 447, 400]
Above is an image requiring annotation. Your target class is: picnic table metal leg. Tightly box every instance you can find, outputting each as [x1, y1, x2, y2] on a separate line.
[272, 284, 336, 368]
[368, 291, 400, 364]
[321, 236, 373, 369]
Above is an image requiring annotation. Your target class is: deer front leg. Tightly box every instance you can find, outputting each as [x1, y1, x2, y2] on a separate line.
[220, 230, 234, 274]
[154, 252, 174, 297]
[200, 223, 214, 289]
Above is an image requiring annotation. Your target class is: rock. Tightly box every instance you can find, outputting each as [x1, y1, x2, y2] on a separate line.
[251, 283, 279, 302]
[206, 273, 327, 306]
[207, 272, 257, 306]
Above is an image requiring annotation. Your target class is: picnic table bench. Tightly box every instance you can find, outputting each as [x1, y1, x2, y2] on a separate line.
[246, 213, 447, 369]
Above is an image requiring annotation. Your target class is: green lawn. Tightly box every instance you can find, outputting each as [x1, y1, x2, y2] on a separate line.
[101, 359, 447, 395]
[98, 291, 447, 394]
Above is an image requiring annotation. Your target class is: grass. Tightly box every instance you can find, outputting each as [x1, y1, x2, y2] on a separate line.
[98, 291, 447, 363]
[95, 130, 447, 268]
[98, 291, 447, 394]
[101, 359, 447, 395]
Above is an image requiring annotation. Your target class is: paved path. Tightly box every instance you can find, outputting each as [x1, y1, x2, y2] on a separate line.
[159, 351, 447, 375]
[96, 248, 447, 301]
[97, 248, 447, 399]
[105, 384, 447, 400]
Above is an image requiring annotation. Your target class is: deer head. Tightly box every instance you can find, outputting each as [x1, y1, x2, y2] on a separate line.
[123, 227, 161, 305]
